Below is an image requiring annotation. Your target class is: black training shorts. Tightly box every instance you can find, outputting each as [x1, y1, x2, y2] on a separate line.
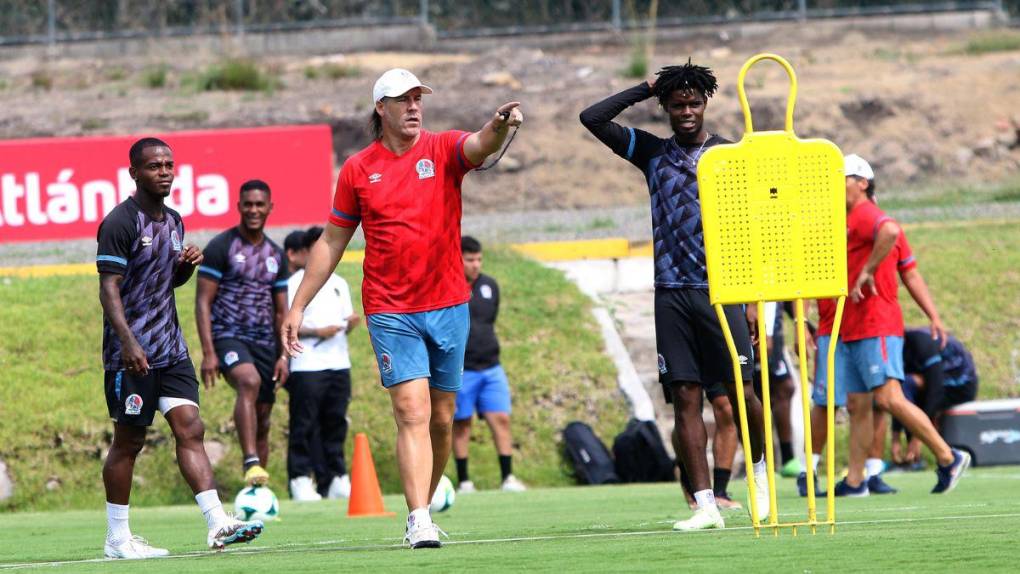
[655, 288, 754, 392]
[104, 360, 200, 426]
[214, 338, 279, 404]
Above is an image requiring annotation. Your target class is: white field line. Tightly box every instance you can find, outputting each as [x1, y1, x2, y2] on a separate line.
[3, 510, 1020, 571]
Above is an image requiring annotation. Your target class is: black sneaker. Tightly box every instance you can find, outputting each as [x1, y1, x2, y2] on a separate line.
[932, 449, 971, 494]
[834, 478, 869, 497]
[797, 472, 826, 497]
[867, 474, 898, 494]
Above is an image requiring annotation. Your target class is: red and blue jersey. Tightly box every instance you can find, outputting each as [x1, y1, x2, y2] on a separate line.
[818, 203, 915, 340]
[329, 129, 478, 315]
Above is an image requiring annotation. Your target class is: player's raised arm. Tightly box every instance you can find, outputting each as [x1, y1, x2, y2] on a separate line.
[462, 102, 524, 166]
[579, 80, 654, 154]
[282, 223, 356, 357]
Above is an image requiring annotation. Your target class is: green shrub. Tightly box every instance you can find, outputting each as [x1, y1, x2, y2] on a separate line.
[30, 69, 52, 90]
[143, 64, 169, 88]
[200, 59, 275, 92]
[960, 31, 1020, 55]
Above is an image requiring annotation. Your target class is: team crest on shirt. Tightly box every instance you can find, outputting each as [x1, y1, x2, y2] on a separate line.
[224, 351, 240, 366]
[416, 159, 435, 180]
[657, 354, 667, 375]
[141, 236, 153, 247]
[125, 394, 143, 416]
[381, 353, 393, 374]
[369, 173, 383, 184]
[480, 284, 493, 299]
[234, 253, 246, 264]
[170, 230, 182, 252]
[266, 257, 279, 274]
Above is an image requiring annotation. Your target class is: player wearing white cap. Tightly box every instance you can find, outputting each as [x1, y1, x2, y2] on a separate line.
[282, 68, 522, 549]
[810, 154, 969, 497]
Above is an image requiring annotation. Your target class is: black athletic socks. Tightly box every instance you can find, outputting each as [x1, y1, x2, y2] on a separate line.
[456, 457, 469, 484]
[243, 455, 261, 472]
[780, 442, 794, 465]
[499, 455, 513, 481]
[713, 468, 732, 497]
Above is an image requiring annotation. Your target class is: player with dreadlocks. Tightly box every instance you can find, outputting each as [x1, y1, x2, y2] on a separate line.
[581, 61, 770, 531]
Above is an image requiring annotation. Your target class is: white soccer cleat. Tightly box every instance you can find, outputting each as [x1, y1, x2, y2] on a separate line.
[104, 536, 170, 559]
[500, 475, 527, 492]
[404, 516, 443, 549]
[672, 506, 725, 531]
[327, 474, 351, 499]
[457, 480, 477, 494]
[289, 476, 323, 502]
[748, 469, 772, 523]
[208, 516, 264, 550]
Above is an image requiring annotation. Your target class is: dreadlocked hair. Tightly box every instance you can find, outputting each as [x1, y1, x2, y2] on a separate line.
[653, 59, 718, 107]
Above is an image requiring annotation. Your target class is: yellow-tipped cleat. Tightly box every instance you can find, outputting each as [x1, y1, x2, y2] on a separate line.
[244, 465, 270, 486]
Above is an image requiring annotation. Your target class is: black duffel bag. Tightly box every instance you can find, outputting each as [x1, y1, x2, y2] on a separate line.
[562, 421, 620, 485]
[612, 418, 675, 483]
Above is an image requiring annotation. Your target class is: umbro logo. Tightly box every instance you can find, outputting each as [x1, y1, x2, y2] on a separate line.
[140, 236, 152, 247]
[738, 355, 749, 366]
[369, 173, 382, 184]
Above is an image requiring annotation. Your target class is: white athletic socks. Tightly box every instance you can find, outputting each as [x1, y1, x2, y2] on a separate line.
[865, 458, 884, 478]
[408, 507, 432, 527]
[195, 489, 229, 530]
[106, 502, 131, 543]
[693, 489, 717, 510]
[753, 457, 768, 478]
[811, 453, 821, 474]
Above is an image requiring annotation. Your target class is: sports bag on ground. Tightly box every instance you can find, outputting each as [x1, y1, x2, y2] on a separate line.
[561, 421, 620, 485]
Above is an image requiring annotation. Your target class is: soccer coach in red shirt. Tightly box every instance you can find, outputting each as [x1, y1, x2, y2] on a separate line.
[283, 68, 522, 549]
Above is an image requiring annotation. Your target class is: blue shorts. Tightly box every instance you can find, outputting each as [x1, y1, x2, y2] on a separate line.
[455, 364, 512, 421]
[813, 335, 905, 407]
[366, 303, 469, 392]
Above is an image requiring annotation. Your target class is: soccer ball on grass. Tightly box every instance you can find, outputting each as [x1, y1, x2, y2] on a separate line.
[430, 475, 456, 513]
[234, 485, 279, 521]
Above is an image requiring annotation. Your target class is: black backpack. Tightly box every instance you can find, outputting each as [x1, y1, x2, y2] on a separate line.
[561, 421, 620, 485]
[612, 418, 675, 483]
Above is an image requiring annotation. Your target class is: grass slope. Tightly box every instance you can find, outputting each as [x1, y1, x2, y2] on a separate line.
[0, 249, 625, 511]
[0, 468, 1017, 572]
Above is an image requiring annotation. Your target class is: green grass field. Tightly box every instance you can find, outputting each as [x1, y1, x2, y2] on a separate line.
[1, 468, 1018, 572]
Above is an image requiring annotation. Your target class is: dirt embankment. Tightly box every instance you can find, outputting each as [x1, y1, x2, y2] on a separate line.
[1, 28, 1018, 214]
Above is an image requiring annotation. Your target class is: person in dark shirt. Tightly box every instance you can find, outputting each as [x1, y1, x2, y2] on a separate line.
[195, 179, 290, 486]
[97, 138, 262, 559]
[581, 60, 768, 531]
[893, 329, 979, 465]
[452, 237, 527, 493]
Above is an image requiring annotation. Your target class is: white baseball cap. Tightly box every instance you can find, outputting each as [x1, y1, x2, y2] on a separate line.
[844, 154, 875, 180]
[372, 68, 433, 103]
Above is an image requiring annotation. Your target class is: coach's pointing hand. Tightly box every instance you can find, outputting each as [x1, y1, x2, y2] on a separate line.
[493, 102, 524, 130]
[281, 308, 306, 358]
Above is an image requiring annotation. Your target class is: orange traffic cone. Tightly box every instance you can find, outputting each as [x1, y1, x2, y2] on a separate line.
[347, 433, 395, 518]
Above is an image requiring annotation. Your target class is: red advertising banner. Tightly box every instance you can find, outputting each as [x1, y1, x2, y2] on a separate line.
[0, 125, 334, 243]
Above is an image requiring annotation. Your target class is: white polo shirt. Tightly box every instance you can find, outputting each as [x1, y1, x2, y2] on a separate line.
[287, 270, 354, 372]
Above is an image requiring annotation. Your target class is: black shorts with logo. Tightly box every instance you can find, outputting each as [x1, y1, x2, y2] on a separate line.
[104, 359, 201, 426]
[215, 338, 278, 404]
[655, 288, 754, 393]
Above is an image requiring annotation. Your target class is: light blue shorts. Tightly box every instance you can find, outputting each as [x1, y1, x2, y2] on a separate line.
[454, 364, 512, 421]
[366, 303, 469, 392]
[813, 335, 905, 407]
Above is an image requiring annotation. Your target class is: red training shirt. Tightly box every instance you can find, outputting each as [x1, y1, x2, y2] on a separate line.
[329, 129, 479, 315]
[817, 202, 916, 340]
